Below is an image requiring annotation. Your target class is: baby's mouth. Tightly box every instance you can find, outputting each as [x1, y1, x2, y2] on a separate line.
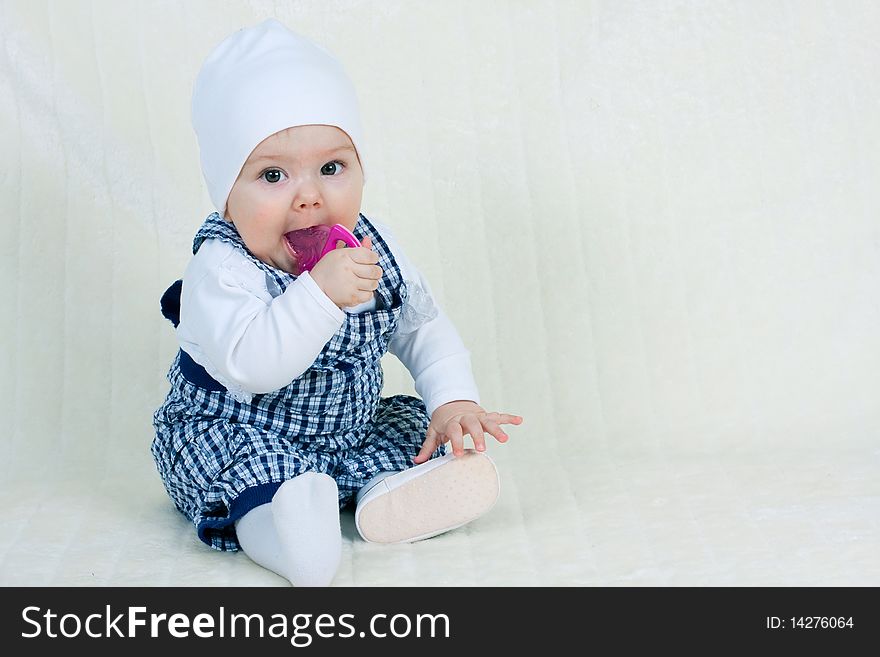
[284, 225, 333, 275]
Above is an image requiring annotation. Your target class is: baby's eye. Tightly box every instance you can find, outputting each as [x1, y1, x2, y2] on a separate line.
[261, 168, 286, 184]
[321, 161, 345, 176]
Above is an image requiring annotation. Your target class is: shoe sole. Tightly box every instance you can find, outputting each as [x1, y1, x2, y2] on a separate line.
[355, 450, 500, 544]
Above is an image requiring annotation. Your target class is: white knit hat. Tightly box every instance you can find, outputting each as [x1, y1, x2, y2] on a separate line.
[191, 19, 365, 216]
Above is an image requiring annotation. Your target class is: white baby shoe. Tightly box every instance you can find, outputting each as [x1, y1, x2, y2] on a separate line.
[355, 449, 500, 544]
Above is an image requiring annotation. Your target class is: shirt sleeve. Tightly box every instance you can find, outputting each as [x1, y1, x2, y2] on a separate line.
[178, 240, 345, 394]
[381, 227, 481, 417]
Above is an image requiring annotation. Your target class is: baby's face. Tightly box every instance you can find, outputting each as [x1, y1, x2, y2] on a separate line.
[225, 125, 364, 274]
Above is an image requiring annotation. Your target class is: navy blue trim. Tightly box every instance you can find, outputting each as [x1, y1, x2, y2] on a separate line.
[196, 482, 283, 546]
[159, 278, 225, 392]
[179, 349, 226, 392]
[160, 280, 183, 328]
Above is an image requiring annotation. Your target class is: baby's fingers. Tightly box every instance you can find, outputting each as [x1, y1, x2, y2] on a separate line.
[480, 416, 510, 445]
[446, 422, 465, 458]
[484, 412, 523, 427]
[413, 426, 442, 464]
[349, 249, 379, 265]
[478, 412, 522, 446]
[347, 236, 378, 265]
[461, 415, 487, 453]
[355, 263, 383, 282]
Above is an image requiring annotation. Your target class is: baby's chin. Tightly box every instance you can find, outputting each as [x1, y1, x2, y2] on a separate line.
[275, 251, 301, 276]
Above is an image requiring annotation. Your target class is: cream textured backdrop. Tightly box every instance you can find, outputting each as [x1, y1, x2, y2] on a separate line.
[1, 0, 878, 585]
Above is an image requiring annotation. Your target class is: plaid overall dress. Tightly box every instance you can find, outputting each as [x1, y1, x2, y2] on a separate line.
[152, 213, 439, 551]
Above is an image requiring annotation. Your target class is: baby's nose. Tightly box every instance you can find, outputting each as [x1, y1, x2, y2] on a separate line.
[295, 194, 321, 210]
[292, 179, 322, 210]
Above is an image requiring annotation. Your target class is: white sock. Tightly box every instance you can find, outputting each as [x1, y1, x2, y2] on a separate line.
[235, 472, 342, 587]
[235, 502, 288, 579]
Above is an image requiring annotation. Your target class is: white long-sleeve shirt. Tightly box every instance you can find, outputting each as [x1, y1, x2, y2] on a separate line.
[176, 219, 479, 417]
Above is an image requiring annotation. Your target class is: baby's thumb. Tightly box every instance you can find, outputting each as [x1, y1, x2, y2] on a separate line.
[360, 235, 372, 250]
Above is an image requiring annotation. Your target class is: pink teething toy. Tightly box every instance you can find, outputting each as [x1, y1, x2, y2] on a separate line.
[285, 223, 361, 276]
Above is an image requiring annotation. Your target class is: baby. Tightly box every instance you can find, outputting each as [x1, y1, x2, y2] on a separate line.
[152, 18, 521, 587]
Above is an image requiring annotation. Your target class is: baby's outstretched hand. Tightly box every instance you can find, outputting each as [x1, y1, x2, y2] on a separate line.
[413, 400, 523, 464]
[310, 235, 383, 308]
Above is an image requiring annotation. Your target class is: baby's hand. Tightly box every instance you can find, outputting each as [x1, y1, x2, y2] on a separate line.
[309, 235, 383, 308]
[413, 400, 523, 464]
